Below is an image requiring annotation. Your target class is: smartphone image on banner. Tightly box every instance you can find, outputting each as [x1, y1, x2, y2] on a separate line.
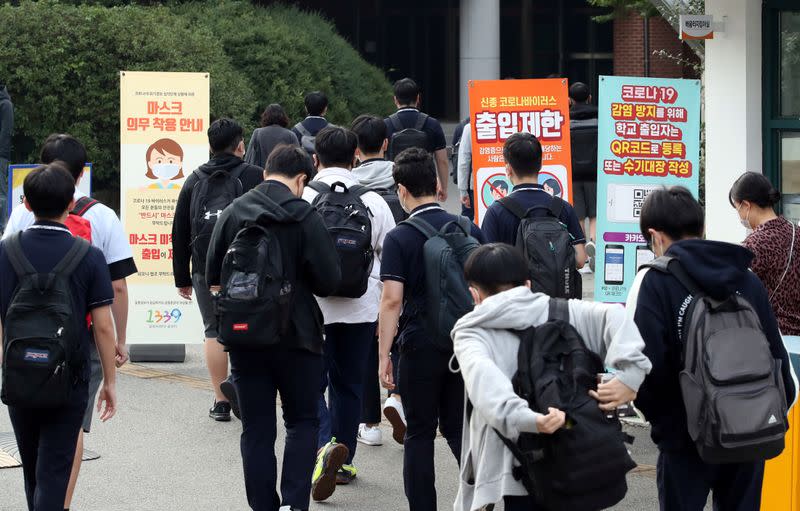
[636, 245, 655, 272]
[604, 244, 625, 285]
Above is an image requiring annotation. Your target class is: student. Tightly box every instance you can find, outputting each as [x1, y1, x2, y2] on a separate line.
[481, 132, 587, 268]
[384, 78, 449, 201]
[450, 116, 470, 188]
[172, 118, 264, 421]
[245, 103, 300, 169]
[205, 144, 341, 511]
[292, 91, 330, 155]
[302, 126, 396, 498]
[569, 81, 599, 261]
[378, 147, 485, 511]
[456, 122, 474, 219]
[0, 163, 117, 511]
[730, 172, 800, 335]
[451, 243, 647, 511]
[613, 186, 798, 510]
[0, 82, 12, 229]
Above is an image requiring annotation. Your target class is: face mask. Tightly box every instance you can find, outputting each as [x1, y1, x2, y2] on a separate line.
[737, 203, 753, 232]
[399, 193, 410, 214]
[152, 163, 180, 180]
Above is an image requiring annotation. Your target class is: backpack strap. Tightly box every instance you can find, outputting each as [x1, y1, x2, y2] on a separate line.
[497, 196, 527, 220]
[51, 238, 91, 278]
[548, 297, 570, 322]
[5, 232, 36, 278]
[389, 113, 404, 133]
[644, 255, 702, 297]
[413, 112, 429, 131]
[548, 196, 565, 219]
[307, 180, 328, 194]
[71, 196, 99, 217]
[403, 216, 439, 240]
[348, 184, 370, 198]
[295, 122, 312, 138]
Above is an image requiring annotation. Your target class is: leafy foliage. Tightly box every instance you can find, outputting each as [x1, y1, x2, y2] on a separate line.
[587, 0, 659, 22]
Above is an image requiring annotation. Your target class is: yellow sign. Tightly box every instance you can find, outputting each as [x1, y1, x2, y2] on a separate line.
[8, 164, 91, 215]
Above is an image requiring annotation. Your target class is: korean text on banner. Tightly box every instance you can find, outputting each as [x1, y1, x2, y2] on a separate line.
[8, 164, 91, 215]
[120, 71, 209, 344]
[468, 78, 573, 226]
[594, 76, 701, 303]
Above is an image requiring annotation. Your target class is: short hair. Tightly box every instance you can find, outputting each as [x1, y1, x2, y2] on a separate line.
[569, 82, 591, 103]
[207, 118, 243, 155]
[464, 243, 530, 296]
[304, 91, 329, 116]
[392, 147, 437, 198]
[729, 172, 781, 209]
[640, 186, 704, 243]
[314, 126, 358, 168]
[543, 178, 561, 196]
[40, 134, 87, 182]
[23, 163, 75, 219]
[393, 78, 420, 105]
[266, 144, 315, 182]
[503, 132, 542, 176]
[491, 179, 509, 192]
[351, 114, 387, 154]
[260, 104, 290, 128]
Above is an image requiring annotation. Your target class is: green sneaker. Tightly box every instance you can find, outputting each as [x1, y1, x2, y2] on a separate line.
[336, 464, 358, 485]
[311, 438, 349, 501]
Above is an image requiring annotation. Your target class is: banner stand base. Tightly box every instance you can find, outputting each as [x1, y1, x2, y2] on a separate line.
[129, 344, 186, 363]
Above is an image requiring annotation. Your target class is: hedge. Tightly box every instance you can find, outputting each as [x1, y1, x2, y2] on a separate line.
[0, 1, 392, 195]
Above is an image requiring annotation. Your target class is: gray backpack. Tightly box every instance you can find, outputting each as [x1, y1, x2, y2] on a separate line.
[294, 122, 318, 155]
[645, 256, 788, 463]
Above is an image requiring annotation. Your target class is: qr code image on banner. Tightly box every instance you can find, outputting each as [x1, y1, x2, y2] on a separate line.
[633, 188, 653, 218]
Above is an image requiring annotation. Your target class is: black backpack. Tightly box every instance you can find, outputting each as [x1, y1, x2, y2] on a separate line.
[644, 257, 788, 463]
[189, 165, 245, 271]
[570, 117, 598, 182]
[372, 187, 408, 224]
[1, 234, 90, 408]
[308, 181, 374, 298]
[215, 223, 293, 348]
[498, 195, 581, 298]
[494, 298, 635, 510]
[403, 215, 480, 351]
[387, 112, 432, 161]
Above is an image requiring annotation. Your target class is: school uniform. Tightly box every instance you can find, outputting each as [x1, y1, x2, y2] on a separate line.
[0, 221, 113, 510]
[381, 203, 485, 511]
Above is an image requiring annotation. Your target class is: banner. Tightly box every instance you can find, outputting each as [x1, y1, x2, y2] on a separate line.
[8, 164, 91, 215]
[468, 79, 573, 225]
[120, 71, 209, 344]
[595, 76, 701, 303]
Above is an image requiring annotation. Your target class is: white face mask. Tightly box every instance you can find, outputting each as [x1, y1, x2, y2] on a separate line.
[152, 163, 180, 180]
[737, 203, 753, 232]
[399, 192, 410, 214]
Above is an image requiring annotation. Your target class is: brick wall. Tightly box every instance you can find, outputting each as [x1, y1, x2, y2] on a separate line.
[614, 12, 700, 79]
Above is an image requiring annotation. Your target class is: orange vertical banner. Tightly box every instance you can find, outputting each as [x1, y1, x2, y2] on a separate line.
[468, 78, 573, 225]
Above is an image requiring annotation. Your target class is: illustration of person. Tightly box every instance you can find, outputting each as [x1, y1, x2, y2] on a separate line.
[145, 138, 185, 190]
[542, 178, 562, 198]
[490, 179, 509, 201]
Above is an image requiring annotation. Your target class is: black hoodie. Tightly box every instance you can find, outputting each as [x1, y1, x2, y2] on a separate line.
[172, 154, 264, 288]
[570, 102, 598, 121]
[0, 86, 13, 159]
[205, 180, 341, 353]
[630, 239, 797, 451]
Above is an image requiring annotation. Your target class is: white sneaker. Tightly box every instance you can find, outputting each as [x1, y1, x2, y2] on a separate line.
[357, 423, 383, 446]
[586, 241, 596, 273]
[383, 396, 407, 445]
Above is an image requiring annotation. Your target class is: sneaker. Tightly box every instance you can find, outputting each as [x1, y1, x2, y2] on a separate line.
[209, 400, 231, 422]
[311, 438, 349, 501]
[357, 424, 383, 446]
[383, 396, 406, 445]
[586, 241, 596, 273]
[220, 376, 240, 420]
[336, 464, 358, 485]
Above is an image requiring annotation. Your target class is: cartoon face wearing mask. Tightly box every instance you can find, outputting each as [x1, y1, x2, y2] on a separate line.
[145, 138, 185, 185]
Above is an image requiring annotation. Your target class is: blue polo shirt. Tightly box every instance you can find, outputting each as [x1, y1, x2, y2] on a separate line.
[384, 108, 447, 152]
[0, 221, 114, 380]
[292, 116, 330, 142]
[381, 203, 485, 349]
[481, 184, 586, 246]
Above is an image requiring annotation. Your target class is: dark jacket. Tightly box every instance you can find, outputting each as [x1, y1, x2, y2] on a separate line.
[245, 125, 299, 169]
[205, 180, 341, 353]
[0, 86, 13, 160]
[171, 154, 264, 288]
[631, 239, 797, 451]
[570, 102, 598, 121]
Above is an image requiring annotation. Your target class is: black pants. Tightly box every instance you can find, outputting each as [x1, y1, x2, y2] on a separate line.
[399, 343, 464, 511]
[657, 448, 765, 511]
[361, 338, 401, 424]
[8, 383, 88, 511]
[230, 347, 322, 511]
[503, 495, 541, 510]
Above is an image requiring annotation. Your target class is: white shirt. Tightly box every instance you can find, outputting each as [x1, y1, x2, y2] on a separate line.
[3, 189, 134, 268]
[302, 167, 396, 324]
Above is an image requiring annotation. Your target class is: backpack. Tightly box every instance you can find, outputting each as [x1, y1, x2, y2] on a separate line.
[215, 224, 293, 348]
[403, 215, 479, 351]
[64, 196, 98, 243]
[492, 298, 635, 510]
[308, 180, 374, 298]
[643, 256, 788, 463]
[189, 165, 245, 271]
[372, 187, 408, 224]
[294, 122, 320, 155]
[387, 112, 432, 161]
[570, 117, 598, 182]
[498, 195, 580, 298]
[1, 234, 90, 408]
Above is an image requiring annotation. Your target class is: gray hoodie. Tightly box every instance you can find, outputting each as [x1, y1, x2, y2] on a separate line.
[352, 158, 395, 190]
[451, 286, 651, 511]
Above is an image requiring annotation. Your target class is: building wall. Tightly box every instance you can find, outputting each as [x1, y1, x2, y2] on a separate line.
[614, 12, 698, 79]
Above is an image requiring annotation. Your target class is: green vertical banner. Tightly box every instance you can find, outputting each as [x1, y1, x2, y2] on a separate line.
[595, 76, 701, 303]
